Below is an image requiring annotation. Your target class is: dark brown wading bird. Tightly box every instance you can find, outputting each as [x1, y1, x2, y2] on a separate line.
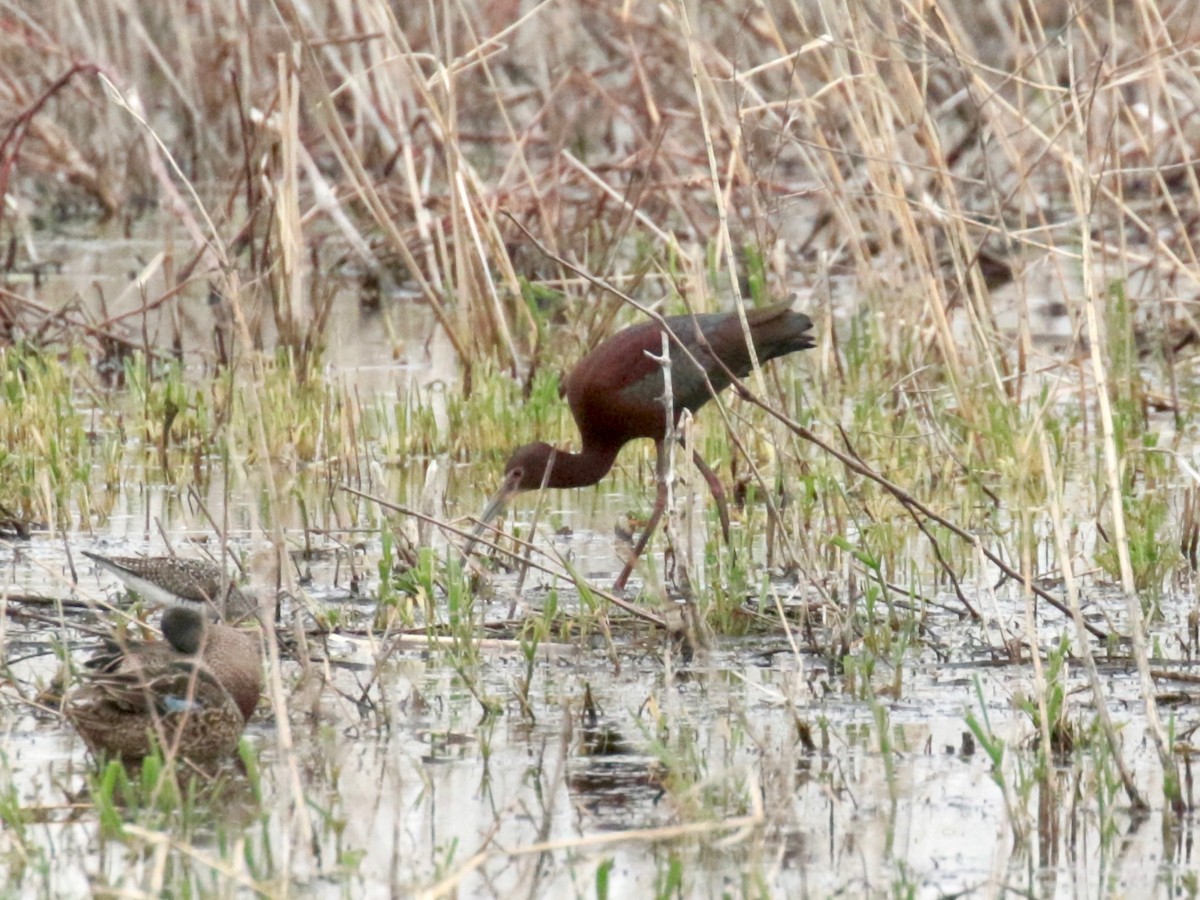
[476, 300, 815, 591]
[65, 552, 264, 766]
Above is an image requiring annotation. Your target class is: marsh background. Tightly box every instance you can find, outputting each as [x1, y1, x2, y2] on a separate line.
[3, 0, 1200, 896]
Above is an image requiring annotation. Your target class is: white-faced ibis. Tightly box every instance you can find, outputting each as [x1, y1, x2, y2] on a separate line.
[477, 299, 815, 590]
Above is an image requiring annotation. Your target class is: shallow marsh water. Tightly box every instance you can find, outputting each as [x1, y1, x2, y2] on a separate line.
[3, 238, 1200, 898]
[5, 579, 1191, 897]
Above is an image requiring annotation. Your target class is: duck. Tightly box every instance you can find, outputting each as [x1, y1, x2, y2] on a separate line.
[65, 551, 264, 765]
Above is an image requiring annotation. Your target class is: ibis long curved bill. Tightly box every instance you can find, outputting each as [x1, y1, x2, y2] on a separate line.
[474, 469, 524, 536]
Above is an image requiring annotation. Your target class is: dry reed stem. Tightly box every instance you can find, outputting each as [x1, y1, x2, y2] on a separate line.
[1037, 424, 1145, 808]
[420, 812, 766, 900]
[88, 48, 331, 868]
[121, 824, 268, 895]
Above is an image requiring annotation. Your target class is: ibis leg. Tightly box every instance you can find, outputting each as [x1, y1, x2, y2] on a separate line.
[690, 451, 731, 545]
[614, 443, 669, 592]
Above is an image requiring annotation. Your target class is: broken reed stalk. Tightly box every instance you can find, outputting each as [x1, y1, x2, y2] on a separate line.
[1037, 423, 1145, 809]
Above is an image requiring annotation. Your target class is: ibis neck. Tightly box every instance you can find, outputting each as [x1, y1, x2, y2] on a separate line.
[545, 445, 621, 489]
